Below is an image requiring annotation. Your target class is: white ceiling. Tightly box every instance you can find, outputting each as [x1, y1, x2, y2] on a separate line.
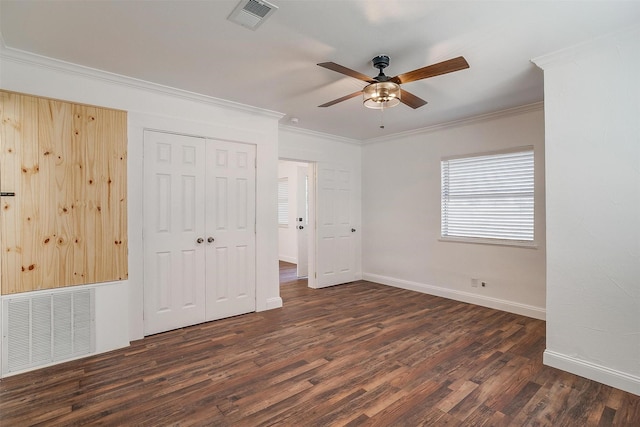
[1, 1, 639, 141]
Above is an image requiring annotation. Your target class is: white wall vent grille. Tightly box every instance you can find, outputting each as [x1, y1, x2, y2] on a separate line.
[2, 289, 95, 374]
[227, 0, 278, 30]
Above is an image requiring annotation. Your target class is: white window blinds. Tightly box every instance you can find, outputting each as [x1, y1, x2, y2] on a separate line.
[441, 148, 534, 243]
[278, 178, 289, 227]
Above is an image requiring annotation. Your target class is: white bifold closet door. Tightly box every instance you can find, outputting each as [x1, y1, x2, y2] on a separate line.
[143, 131, 256, 335]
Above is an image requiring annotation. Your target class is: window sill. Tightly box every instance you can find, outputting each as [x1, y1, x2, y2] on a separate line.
[438, 236, 538, 249]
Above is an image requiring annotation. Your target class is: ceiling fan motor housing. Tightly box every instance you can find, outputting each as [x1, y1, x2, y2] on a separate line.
[372, 55, 392, 81]
[372, 55, 390, 70]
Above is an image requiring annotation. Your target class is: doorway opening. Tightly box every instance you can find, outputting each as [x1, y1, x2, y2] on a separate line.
[278, 159, 315, 287]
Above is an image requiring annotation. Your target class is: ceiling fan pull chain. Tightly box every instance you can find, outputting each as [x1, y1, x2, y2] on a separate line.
[380, 104, 385, 129]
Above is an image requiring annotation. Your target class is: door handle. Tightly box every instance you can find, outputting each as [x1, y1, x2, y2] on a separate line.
[298, 226, 304, 230]
[351, 228, 356, 232]
[196, 237, 204, 244]
[207, 237, 215, 243]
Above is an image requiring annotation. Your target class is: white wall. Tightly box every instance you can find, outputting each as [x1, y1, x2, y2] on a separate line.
[533, 26, 640, 395]
[362, 105, 546, 319]
[279, 126, 363, 282]
[278, 160, 307, 263]
[0, 46, 283, 373]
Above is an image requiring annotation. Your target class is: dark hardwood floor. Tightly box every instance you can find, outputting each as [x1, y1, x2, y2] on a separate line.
[1, 261, 639, 426]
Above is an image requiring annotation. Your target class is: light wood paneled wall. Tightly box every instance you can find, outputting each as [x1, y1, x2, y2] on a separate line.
[0, 91, 127, 294]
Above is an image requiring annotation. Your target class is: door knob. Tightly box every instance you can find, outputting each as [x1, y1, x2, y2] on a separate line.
[207, 237, 215, 243]
[298, 226, 304, 230]
[196, 237, 204, 244]
[351, 228, 356, 232]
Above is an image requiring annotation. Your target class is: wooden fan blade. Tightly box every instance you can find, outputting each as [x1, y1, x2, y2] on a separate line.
[318, 91, 363, 107]
[318, 62, 376, 83]
[390, 56, 469, 84]
[400, 89, 428, 109]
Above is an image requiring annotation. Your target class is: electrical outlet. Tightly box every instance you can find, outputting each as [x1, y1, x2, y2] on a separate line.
[471, 278, 478, 288]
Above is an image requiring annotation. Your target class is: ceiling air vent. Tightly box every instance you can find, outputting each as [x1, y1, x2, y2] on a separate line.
[228, 0, 278, 31]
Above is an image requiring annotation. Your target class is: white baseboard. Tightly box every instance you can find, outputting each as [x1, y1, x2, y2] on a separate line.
[278, 256, 297, 264]
[264, 297, 283, 310]
[362, 273, 546, 320]
[544, 350, 640, 396]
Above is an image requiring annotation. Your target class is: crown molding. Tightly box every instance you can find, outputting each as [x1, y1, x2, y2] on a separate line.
[532, 24, 640, 69]
[279, 124, 362, 146]
[363, 102, 544, 145]
[0, 45, 285, 120]
[281, 102, 543, 146]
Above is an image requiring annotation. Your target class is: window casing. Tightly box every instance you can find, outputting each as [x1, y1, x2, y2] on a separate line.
[441, 148, 534, 246]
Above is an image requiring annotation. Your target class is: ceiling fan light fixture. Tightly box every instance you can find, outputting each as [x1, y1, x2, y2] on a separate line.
[363, 81, 401, 109]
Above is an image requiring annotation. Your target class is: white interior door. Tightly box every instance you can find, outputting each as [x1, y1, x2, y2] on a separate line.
[296, 165, 309, 278]
[143, 131, 207, 335]
[315, 163, 356, 287]
[205, 140, 256, 321]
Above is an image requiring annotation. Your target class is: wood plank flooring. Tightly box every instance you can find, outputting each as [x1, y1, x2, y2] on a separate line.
[1, 261, 639, 426]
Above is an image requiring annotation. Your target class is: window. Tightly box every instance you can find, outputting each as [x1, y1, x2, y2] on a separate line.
[278, 177, 289, 227]
[441, 148, 534, 245]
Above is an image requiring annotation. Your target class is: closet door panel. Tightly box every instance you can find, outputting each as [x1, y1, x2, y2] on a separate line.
[143, 131, 206, 335]
[205, 141, 256, 321]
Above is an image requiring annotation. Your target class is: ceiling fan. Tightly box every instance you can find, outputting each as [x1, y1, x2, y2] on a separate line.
[317, 55, 469, 109]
